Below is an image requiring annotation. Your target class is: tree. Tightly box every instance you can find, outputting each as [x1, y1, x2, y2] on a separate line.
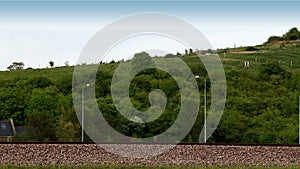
[207, 49, 213, 54]
[189, 48, 194, 55]
[25, 87, 62, 141]
[245, 46, 258, 51]
[267, 36, 283, 43]
[0, 87, 29, 125]
[27, 77, 53, 89]
[7, 62, 24, 71]
[131, 52, 155, 75]
[165, 53, 176, 58]
[56, 108, 81, 142]
[267, 27, 300, 43]
[64, 61, 69, 66]
[49, 61, 54, 68]
[284, 27, 300, 40]
[260, 62, 286, 77]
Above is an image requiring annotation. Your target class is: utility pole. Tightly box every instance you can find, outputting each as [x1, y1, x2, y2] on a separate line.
[195, 76, 207, 143]
[82, 84, 90, 142]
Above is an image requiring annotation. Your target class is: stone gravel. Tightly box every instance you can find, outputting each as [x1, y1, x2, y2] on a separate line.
[0, 144, 299, 167]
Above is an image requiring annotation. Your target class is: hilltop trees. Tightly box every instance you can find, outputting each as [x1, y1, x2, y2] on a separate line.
[49, 61, 54, 68]
[183, 48, 196, 56]
[7, 62, 25, 71]
[64, 61, 69, 66]
[267, 36, 283, 43]
[267, 27, 300, 43]
[131, 52, 155, 75]
[284, 27, 300, 40]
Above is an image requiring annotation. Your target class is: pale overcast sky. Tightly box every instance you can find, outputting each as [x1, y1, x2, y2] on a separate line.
[0, 1, 299, 70]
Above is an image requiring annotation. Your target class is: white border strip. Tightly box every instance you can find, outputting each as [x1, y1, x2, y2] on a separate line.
[0, 0, 299, 1]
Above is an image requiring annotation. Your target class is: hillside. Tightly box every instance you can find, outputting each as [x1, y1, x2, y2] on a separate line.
[0, 30, 300, 143]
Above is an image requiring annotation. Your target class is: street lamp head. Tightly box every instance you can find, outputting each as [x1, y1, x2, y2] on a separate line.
[195, 75, 200, 79]
[86, 84, 90, 87]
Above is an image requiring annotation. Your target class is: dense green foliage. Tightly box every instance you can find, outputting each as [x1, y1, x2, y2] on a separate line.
[0, 67, 78, 141]
[266, 27, 300, 43]
[1, 32, 300, 143]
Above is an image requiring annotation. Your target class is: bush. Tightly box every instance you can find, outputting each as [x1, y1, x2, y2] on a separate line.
[260, 62, 286, 77]
[245, 46, 259, 51]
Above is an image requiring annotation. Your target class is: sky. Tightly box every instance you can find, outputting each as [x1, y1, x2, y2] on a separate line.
[0, 1, 299, 70]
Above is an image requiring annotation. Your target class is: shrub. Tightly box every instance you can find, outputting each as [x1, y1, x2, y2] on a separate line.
[245, 46, 259, 51]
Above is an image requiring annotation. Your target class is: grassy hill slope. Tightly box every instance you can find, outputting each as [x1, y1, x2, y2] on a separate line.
[0, 39, 300, 143]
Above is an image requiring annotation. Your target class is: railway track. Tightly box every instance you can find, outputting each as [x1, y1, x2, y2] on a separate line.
[0, 142, 299, 166]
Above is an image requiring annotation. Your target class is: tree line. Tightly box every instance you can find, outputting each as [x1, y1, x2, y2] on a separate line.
[267, 27, 300, 43]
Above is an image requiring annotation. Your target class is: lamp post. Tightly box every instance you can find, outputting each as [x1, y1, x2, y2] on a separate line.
[82, 83, 90, 142]
[195, 76, 207, 143]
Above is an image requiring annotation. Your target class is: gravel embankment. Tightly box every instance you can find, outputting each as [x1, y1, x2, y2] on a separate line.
[0, 144, 299, 167]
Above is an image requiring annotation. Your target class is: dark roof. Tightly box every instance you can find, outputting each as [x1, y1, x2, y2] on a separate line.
[0, 120, 14, 136]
